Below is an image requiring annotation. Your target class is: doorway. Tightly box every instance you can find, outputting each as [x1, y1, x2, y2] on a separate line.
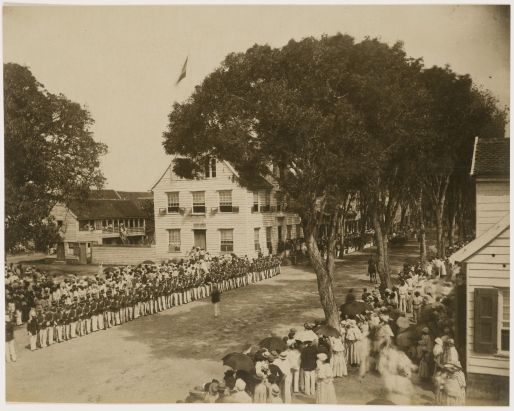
[194, 229, 207, 250]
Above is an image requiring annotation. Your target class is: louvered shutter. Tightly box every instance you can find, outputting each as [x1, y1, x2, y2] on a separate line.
[474, 288, 498, 353]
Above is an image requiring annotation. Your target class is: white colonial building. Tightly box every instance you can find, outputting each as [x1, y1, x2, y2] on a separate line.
[450, 137, 510, 401]
[151, 158, 302, 261]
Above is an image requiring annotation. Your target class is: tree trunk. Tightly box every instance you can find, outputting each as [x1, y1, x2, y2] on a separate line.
[435, 202, 445, 258]
[359, 214, 368, 251]
[305, 227, 340, 329]
[372, 211, 391, 288]
[338, 215, 345, 259]
[418, 189, 427, 271]
[448, 214, 456, 248]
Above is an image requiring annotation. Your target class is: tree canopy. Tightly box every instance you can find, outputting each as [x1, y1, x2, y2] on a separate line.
[162, 34, 507, 326]
[4, 63, 108, 251]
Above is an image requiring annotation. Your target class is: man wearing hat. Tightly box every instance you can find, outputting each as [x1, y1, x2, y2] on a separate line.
[27, 311, 39, 350]
[90, 294, 98, 332]
[68, 299, 77, 338]
[6, 314, 17, 362]
[252, 373, 267, 403]
[214, 381, 236, 403]
[274, 351, 293, 403]
[54, 300, 64, 343]
[269, 382, 283, 403]
[300, 340, 318, 396]
[36, 305, 47, 348]
[76, 298, 85, 336]
[97, 291, 105, 330]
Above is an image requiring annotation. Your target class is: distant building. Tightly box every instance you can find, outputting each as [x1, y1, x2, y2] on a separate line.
[50, 189, 150, 262]
[450, 138, 510, 401]
[151, 158, 302, 261]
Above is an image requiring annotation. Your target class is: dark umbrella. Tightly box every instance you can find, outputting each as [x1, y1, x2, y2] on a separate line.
[259, 336, 287, 352]
[141, 260, 155, 265]
[103, 266, 116, 273]
[340, 301, 373, 317]
[222, 352, 255, 372]
[313, 324, 341, 338]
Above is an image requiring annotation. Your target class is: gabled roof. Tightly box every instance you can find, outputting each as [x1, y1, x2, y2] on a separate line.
[117, 191, 153, 207]
[449, 213, 510, 263]
[89, 189, 121, 200]
[150, 158, 273, 191]
[68, 200, 146, 220]
[471, 137, 510, 176]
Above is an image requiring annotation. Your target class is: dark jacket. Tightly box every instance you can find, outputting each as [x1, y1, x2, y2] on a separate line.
[301, 345, 319, 371]
[6, 321, 15, 342]
[211, 290, 221, 304]
[27, 318, 38, 335]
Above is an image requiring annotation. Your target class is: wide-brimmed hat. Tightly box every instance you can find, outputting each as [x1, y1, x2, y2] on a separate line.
[208, 383, 219, 395]
[279, 351, 287, 359]
[271, 386, 280, 396]
[435, 338, 443, 345]
[317, 353, 328, 362]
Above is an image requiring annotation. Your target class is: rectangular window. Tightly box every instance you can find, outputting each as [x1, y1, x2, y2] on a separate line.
[211, 158, 216, 178]
[204, 158, 217, 178]
[219, 190, 233, 213]
[296, 224, 302, 238]
[278, 226, 283, 241]
[500, 289, 510, 352]
[266, 227, 272, 253]
[254, 228, 260, 251]
[167, 192, 180, 213]
[168, 229, 181, 252]
[57, 220, 63, 229]
[192, 192, 206, 214]
[262, 191, 271, 212]
[220, 229, 234, 252]
[253, 191, 259, 212]
[287, 225, 292, 239]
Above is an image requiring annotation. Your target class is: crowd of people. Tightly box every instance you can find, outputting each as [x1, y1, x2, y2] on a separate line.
[184, 251, 464, 405]
[4, 252, 281, 360]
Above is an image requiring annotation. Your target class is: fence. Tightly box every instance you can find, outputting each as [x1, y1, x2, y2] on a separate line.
[92, 244, 156, 265]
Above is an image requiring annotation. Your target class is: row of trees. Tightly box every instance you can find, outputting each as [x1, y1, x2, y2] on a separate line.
[4, 63, 107, 253]
[162, 34, 507, 329]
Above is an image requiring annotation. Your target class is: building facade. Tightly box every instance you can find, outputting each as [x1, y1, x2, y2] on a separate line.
[50, 190, 149, 262]
[450, 138, 510, 401]
[151, 158, 302, 261]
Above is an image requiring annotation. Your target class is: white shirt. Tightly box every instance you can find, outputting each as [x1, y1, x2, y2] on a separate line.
[273, 358, 292, 376]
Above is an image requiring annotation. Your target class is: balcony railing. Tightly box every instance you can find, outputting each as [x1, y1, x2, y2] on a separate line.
[78, 227, 145, 235]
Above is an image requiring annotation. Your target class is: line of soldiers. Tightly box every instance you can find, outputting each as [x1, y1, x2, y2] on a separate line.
[25, 255, 282, 350]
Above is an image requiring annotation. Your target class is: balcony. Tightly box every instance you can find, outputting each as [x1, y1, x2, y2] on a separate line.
[78, 227, 145, 238]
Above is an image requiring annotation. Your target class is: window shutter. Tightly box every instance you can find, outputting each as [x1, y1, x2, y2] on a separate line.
[474, 288, 498, 354]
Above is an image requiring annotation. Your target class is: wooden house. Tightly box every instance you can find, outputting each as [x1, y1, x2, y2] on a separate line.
[50, 190, 149, 262]
[450, 137, 510, 401]
[151, 158, 302, 261]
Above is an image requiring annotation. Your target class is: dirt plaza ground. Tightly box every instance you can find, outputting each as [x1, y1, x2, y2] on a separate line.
[7, 240, 449, 405]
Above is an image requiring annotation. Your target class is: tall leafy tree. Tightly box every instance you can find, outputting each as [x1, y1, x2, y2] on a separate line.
[419, 66, 507, 258]
[162, 34, 427, 326]
[4, 63, 107, 251]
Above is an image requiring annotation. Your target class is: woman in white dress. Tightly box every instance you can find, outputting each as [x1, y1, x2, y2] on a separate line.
[329, 335, 347, 377]
[315, 353, 337, 404]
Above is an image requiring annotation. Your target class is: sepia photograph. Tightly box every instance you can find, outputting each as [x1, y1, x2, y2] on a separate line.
[3, 3, 510, 406]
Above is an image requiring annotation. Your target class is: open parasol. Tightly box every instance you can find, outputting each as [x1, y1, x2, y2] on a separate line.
[313, 324, 341, 338]
[294, 330, 318, 342]
[221, 352, 255, 372]
[340, 301, 373, 317]
[259, 336, 287, 352]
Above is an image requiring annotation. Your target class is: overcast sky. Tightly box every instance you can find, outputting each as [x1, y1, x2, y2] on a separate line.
[3, 4, 510, 192]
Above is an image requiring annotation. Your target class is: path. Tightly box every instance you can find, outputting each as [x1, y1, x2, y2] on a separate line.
[7, 241, 434, 404]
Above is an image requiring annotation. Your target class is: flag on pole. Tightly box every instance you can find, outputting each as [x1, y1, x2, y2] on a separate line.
[176, 57, 188, 84]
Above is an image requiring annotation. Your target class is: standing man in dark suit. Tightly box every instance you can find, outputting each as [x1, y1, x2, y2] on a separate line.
[211, 285, 221, 317]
